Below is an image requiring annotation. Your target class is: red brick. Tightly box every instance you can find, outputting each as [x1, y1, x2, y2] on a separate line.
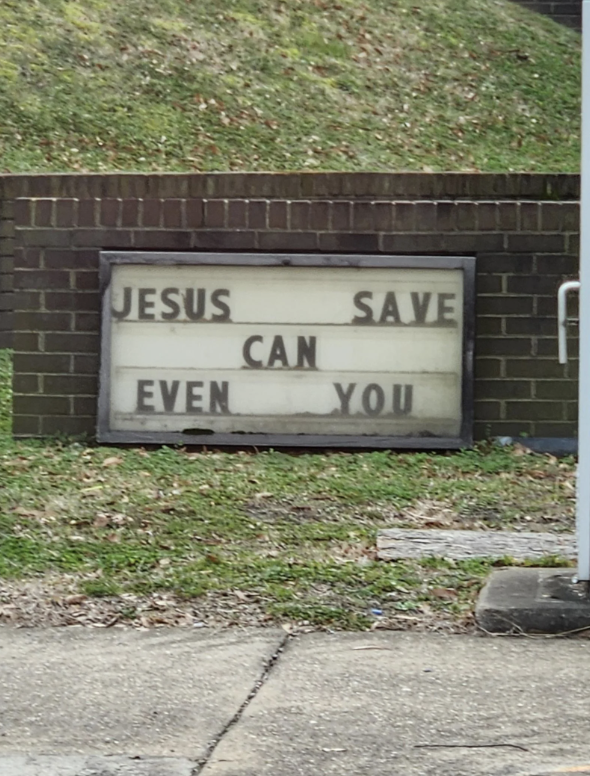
[310, 201, 330, 231]
[474, 359, 502, 378]
[34, 199, 54, 227]
[477, 296, 533, 315]
[44, 249, 98, 270]
[72, 229, 133, 248]
[163, 199, 183, 228]
[443, 234, 503, 253]
[13, 396, 70, 415]
[498, 203, 518, 231]
[204, 200, 226, 228]
[142, 199, 162, 227]
[14, 312, 71, 331]
[101, 199, 120, 227]
[506, 401, 564, 421]
[75, 312, 100, 332]
[45, 332, 99, 353]
[474, 400, 502, 420]
[22, 229, 73, 247]
[14, 270, 71, 290]
[477, 254, 533, 274]
[186, 200, 204, 228]
[193, 231, 256, 250]
[78, 200, 98, 227]
[268, 200, 287, 229]
[519, 202, 540, 231]
[435, 202, 457, 231]
[14, 353, 71, 373]
[351, 202, 374, 232]
[506, 359, 565, 378]
[12, 416, 41, 436]
[74, 354, 100, 374]
[249, 200, 268, 229]
[475, 380, 531, 399]
[12, 291, 41, 311]
[14, 200, 32, 226]
[13, 374, 40, 393]
[13, 248, 41, 269]
[414, 202, 437, 232]
[331, 202, 351, 231]
[259, 232, 318, 251]
[56, 199, 77, 227]
[44, 375, 98, 394]
[41, 416, 94, 436]
[507, 234, 566, 253]
[476, 318, 502, 335]
[319, 233, 378, 252]
[122, 199, 140, 227]
[75, 272, 99, 291]
[477, 203, 497, 231]
[134, 231, 191, 249]
[73, 397, 97, 415]
[456, 203, 477, 231]
[381, 233, 442, 253]
[44, 291, 100, 312]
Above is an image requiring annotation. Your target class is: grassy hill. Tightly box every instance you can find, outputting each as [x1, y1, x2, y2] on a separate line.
[0, 0, 581, 173]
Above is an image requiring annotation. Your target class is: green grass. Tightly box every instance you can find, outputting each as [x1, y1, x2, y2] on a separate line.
[0, 348, 576, 629]
[0, 0, 581, 173]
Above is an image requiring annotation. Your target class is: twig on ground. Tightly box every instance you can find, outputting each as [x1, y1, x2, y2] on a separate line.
[414, 743, 529, 752]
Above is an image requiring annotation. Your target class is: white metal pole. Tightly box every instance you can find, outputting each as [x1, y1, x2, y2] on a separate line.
[577, 0, 590, 581]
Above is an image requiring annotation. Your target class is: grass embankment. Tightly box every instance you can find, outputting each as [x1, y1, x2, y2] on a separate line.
[0, 0, 580, 173]
[0, 349, 576, 630]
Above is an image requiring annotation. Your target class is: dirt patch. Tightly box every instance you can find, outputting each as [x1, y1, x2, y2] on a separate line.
[0, 574, 475, 633]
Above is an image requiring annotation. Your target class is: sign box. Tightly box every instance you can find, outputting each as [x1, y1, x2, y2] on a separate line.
[98, 253, 475, 448]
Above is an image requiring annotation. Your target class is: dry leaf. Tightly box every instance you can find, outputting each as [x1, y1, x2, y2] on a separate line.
[102, 456, 123, 467]
[93, 514, 109, 528]
[65, 595, 87, 606]
[430, 588, 457, 600]
[512, 443, 530, 457]
[12, 507, 45, 520]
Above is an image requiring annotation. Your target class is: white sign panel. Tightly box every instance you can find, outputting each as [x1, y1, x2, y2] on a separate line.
[98, 253, 475, 448]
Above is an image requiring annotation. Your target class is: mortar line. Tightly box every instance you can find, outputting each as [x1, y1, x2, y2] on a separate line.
[191, 633, 292, 775]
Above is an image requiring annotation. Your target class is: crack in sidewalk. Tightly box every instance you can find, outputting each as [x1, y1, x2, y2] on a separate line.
[191, 633, 292, 775]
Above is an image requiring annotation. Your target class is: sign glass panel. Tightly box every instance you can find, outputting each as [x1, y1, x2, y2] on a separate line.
[98, 253, 474, 447]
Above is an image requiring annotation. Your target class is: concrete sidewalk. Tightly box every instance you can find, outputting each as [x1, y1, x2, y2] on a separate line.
[0, 628, 589, 776]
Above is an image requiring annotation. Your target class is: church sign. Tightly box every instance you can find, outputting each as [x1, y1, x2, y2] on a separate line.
[97, 252, 475, 448]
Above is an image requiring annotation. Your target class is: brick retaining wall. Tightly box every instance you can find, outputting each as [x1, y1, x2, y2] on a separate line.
[512, 0, 582, 29]
[0, 172, 581, 442]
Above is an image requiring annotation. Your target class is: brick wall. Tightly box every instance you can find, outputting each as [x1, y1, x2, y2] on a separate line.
[0, 172, 581, 441]
[512, 0, 582, 29]
[0, 181, 15, 350]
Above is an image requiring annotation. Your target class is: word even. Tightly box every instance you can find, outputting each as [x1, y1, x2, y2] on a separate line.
[137, 380, 230, 414]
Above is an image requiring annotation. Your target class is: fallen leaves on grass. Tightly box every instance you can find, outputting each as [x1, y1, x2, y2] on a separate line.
[102, 456, 123, 467]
